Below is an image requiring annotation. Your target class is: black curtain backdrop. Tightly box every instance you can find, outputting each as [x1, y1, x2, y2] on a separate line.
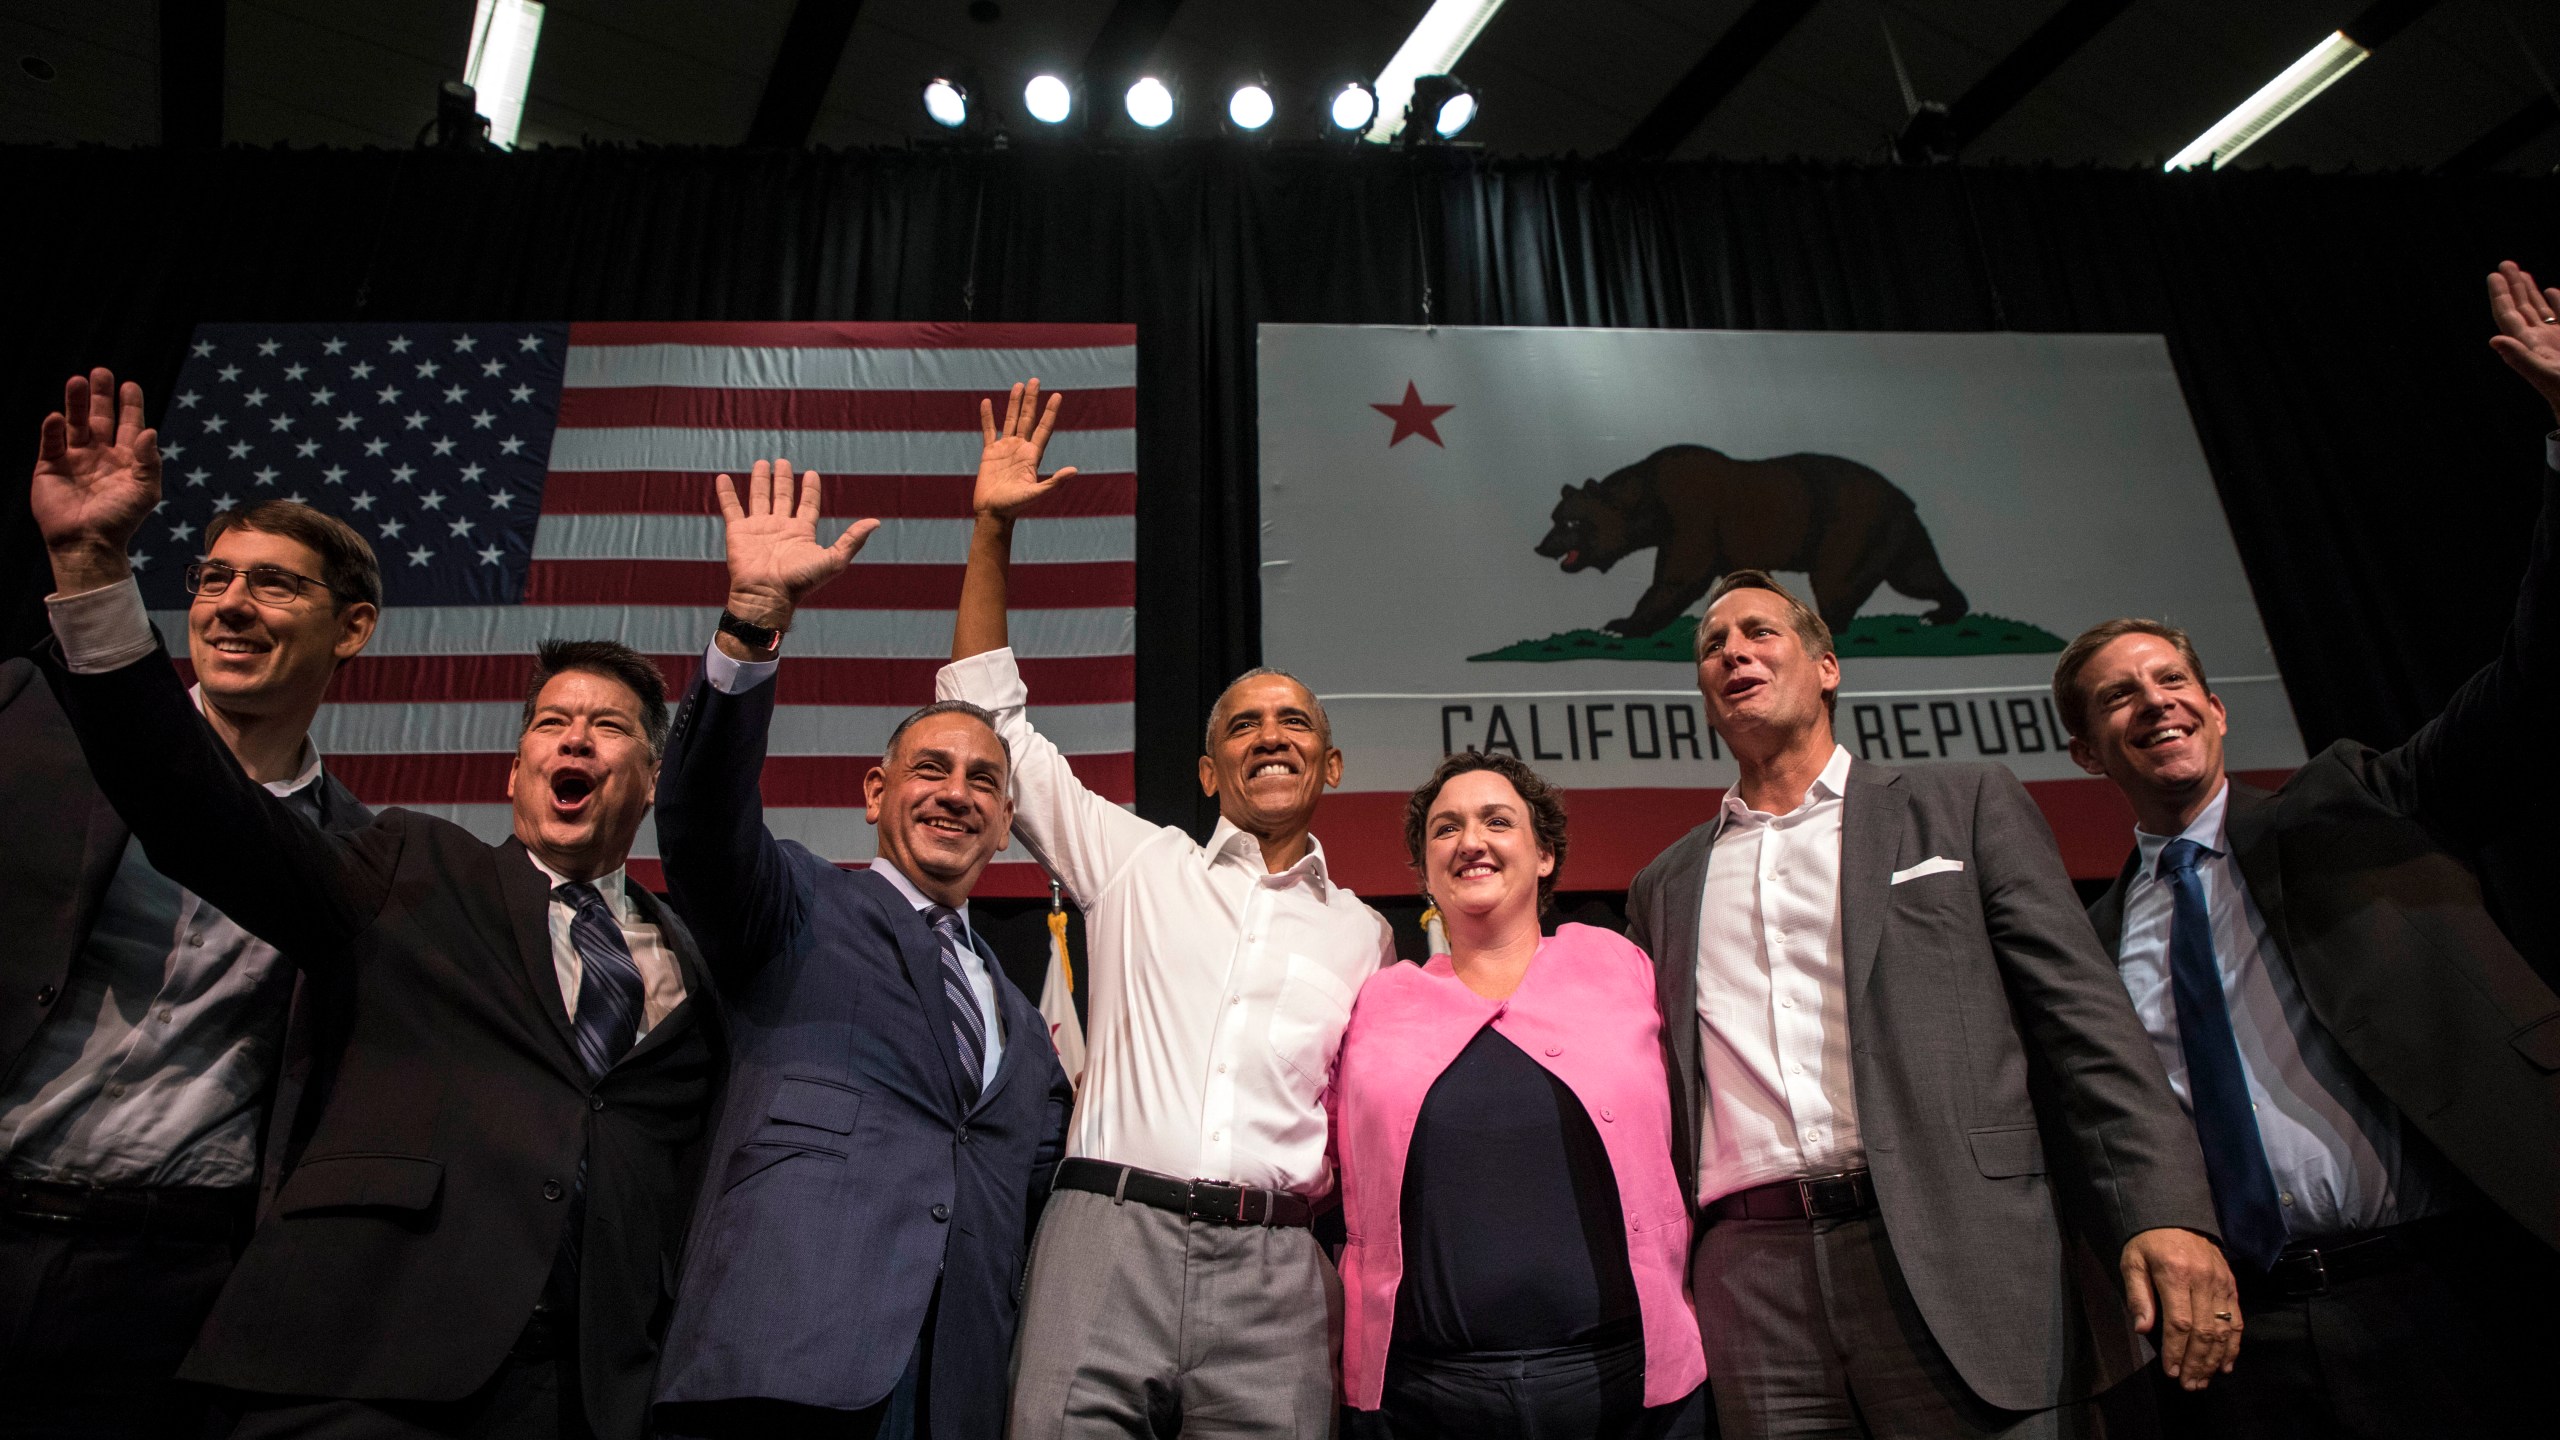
[8, 145, 2559, 958]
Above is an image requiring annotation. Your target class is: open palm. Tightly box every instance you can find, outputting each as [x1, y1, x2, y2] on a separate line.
[2489, 261, 2560, 422]
[716, 460, 878, 621]
[974, 378, 1080, 520]
[31, 368, 161, 563]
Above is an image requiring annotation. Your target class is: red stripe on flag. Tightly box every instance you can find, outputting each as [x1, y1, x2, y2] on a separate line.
[522, 560, 1133, 610]
[327, 751, 1137, 806]
[567, 321, 1137, 349]
[556, 387, 1136, 432]
[533, 472, 1138, 518]
[282, 653, 1134, 706]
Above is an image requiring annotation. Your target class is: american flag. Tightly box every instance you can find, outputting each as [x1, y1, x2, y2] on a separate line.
[146, 321, 1138, 894]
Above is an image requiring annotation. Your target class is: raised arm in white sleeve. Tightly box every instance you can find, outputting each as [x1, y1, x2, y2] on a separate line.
[938, 646, 1165, 907]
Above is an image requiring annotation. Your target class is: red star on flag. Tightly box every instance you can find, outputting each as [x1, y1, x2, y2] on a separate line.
[1372, 381, 1455, 447]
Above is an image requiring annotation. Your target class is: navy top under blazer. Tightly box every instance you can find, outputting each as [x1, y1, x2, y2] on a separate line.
[650, 665, 1073, 1436]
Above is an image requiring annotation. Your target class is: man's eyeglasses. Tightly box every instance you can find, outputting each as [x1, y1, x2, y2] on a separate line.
[180, 561, 341, 606]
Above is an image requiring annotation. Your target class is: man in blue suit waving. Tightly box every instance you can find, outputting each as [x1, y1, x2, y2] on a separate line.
[651, 455, 1074, 1440]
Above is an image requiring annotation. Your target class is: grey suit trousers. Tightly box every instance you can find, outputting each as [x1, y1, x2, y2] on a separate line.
[1006, 1188, 1341, 1440]
[1692, 1214, 2111, 1440]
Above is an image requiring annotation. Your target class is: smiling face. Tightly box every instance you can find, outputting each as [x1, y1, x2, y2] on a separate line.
[866, 712, 1015, 905]
[1695, 586, 1839, 750]
[1197, 673, 1342, 837]
[2066, 632, 2229, 822]
[506, 669, 660, 880]
[187, 526, 376, 717]
[1421, 767, 1553, 925]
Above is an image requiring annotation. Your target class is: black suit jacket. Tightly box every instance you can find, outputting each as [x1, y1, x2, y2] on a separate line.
[0, 654, 370, 1200]
[2085, 460, 2560, 1254]
[43, 643, 723, 1440]
[651, 668, 1072, 1436]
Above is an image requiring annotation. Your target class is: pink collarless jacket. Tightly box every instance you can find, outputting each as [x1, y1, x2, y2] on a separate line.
[1328, 922, 1706, 1409]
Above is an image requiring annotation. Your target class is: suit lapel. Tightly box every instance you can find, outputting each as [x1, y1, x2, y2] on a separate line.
[616, 884, 712, 1068]
[496, 839, 583, 1071]
[1651, 827, 1714, 1208]
[1840, 763, 1907, 998]
[2221, 781, 2295, 960]
[2087, 846, 2142, 957]
[968, 932, 1031, 1117]
[853, 869, 979, 1116]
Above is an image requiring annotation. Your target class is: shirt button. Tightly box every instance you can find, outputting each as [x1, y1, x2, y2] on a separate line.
[1217, 1064, 1228, 1074]
[931, 1203, 950, 1222]
[34, 986, 56, 1007]
[1601, 1108, 1615, 1122]
[1781, 998, 1795, 1009]
[186, 935, 203, 948]
[2280, 1192, 2295, 1207]
[1231, 997, 1243, 1007]
[542, 1180, 565, 1201]
[106, 1082, 126, 1099]
[1772, 930, 1786, 943]
[156, 1006, 174, 1024]
[1211, 1131, 1223, 1142]
[1545, 1045, 1563, 1057]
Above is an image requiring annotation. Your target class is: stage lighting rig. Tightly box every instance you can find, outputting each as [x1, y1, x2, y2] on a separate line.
[921, 78, 969, 129]
[1024, 73, 1073, 125]
[1404, 74, 1476, 142]
[1328, 80, 1379, 135]
[1124, 76, 1175, 129]
[1227, 82, 1275, 132]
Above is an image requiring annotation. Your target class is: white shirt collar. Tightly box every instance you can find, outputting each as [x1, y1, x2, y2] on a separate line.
[2133, 778, 2231, 881]
[1205, 817, 1332, 891]
[189, 683, 324, 799]
[1713, 743, 1855, 835]
[867, 856, 969, 926]
[523, 848, 629, 913]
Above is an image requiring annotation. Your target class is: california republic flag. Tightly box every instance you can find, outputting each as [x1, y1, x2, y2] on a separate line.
[1040, 905, 1086, 1087]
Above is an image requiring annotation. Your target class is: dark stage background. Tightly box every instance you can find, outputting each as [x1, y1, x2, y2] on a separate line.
[7, 143, 2558, 992]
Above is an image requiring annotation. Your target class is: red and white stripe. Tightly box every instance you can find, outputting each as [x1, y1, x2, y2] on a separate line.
[169, 322, 1138, 896]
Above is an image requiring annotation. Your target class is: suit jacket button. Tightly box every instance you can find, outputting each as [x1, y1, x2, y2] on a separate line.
[589, 1095, 606, 1112]
[931, 1203, 950, 1223]
[956, 1131, 971, 1145]
[543, 1180, 565, 1201]
[34, 985, 55, 1007]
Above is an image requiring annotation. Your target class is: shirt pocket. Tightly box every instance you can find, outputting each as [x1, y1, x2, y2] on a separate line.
[1269, 952, 1359, 1085]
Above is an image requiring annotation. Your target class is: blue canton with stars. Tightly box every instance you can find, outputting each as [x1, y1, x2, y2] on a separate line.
[140, 322, 570, 607]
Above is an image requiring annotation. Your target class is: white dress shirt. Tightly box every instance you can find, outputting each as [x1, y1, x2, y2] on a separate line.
[2114, 781, 2439, 1237]
[939, 647, 1394, 1195]
[1694, 743, 1862, 1204]
[522, 852, 686, 1040]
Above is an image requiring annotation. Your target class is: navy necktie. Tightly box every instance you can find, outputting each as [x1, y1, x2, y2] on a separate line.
[925, 905, 986, 1097]
[557, 881, 647, 1079]
[2158, 838, 2288, 1271]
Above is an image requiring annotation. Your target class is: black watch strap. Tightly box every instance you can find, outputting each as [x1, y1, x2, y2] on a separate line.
[717, 609, 783, 651]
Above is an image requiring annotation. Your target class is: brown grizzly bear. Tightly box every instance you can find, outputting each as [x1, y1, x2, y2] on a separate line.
[1534, 444, 1969, 638]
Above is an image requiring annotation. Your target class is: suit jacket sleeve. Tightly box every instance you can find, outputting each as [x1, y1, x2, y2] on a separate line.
[2370, 446, 2560, 843]
[1969, 766, 2218, 1249]
[43, 642, 397, 966]
[656, 666, 804, 985]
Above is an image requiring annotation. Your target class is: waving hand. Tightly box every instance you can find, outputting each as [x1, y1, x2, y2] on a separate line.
[32, 368, 161, 594]
[973, 378, 1079, 521]
[715, 459, 879, 634]
[2490, 261, 2560, 427]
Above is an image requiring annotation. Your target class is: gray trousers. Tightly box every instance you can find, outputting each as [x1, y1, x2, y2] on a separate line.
[1006, 1187, 1340, 1440]
[1691, 1213, 2106, 1440]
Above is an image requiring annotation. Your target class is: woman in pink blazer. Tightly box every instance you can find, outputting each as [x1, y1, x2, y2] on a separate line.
[1332, 752, 1705, 1437]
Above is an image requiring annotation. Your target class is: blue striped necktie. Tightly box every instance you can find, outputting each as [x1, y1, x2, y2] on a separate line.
[557, 881, 647, 1078]
[924, 905, 985, 1098]
[2158, 838, 2288, 1271]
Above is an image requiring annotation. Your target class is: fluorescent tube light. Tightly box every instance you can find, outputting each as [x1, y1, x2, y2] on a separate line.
[1364, 0, 1508, 143]
[465, 0, 546, 150]
[2165, 30, 2368, 172]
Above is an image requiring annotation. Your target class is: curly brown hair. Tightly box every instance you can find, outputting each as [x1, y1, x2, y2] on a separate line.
[1402, 751, 1570, 913]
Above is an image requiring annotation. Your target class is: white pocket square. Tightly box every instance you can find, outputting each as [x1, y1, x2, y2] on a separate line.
[1890, 856, 1965, 885]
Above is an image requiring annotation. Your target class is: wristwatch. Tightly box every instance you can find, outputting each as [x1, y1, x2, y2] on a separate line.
[717, 608, 783, 652]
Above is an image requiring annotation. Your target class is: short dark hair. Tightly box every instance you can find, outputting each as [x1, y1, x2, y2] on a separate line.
[1204, 666, 1331, 753]
[1696, 569, 1837, 716]
[207, 500, 384, 610]
[521, 641, 669, 758]
[1402, 750, 1570, 913]
[2051, 618, 2211, 740]
[884, 699, 1010, 774]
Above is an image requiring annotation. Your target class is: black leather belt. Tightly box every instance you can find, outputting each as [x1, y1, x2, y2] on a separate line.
[1, 1174, 254, 1244]
[1052, 1157, 1313, 1228]
[2240, 1226, 2418, 1304]
[1706, 1169, 1878, 1224]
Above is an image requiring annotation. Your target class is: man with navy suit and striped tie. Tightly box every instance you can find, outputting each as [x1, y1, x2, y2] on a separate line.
[649, 455, 1073, 1440]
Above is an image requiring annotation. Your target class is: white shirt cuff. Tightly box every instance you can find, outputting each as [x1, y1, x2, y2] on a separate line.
[937, 647, 1028, 710]
[701, 641, 778, 695]
[47, 578, 160, 674]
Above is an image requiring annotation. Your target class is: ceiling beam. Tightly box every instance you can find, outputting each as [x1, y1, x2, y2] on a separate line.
[160, 0, 226, 148]
[2440, 93, 2558, 175]
[1611, 0, 1820, 160]
[2339, 0, 2437, 50]
[1939, 0, 2134, 155]
[745, 0, 867, 148]
[1079, 0, 1185, 128]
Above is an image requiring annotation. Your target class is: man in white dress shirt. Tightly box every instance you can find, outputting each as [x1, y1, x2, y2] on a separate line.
[939, 382, 1394, 1439]
[1626, 570, 2233, 1439]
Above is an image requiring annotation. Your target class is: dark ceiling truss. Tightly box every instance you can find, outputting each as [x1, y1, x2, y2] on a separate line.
[745, 0, 869, 148]
[161, 0, 225, 148]
[1609, 0, 1821, 160]
[2441, 93, 2557, 175]
[1937, 0, 2133, 157]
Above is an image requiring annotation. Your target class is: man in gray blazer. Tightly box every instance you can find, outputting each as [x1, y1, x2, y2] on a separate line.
[1626, 569, 2234, 1438]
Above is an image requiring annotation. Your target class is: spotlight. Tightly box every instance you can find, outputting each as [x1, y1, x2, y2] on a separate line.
[1227, 83, 1274, 131]
[921, 78, 969, 129]
[1328, 80, 1378, 133]
[1124, 76, 1174, 129]
[1405, 74, 1476, 141]
[1024, 73, 1072, 125]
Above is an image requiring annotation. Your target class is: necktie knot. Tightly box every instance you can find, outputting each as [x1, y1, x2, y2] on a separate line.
[556, 879, 609, 915]
[925, 904, 970, 950]
[2158, 836, 2210, 881]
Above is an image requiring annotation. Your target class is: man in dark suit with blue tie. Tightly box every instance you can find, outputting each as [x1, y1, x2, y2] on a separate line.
[650, 457, 1074, 1440]
[2058, 263, 2560, 1437]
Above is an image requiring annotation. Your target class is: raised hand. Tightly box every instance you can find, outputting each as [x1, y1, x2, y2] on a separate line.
[972, 378, 1079, 522]
[2488, 261, 2560, 425]
[32, 368, 162, 594]
[714, 459, 879, 634]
